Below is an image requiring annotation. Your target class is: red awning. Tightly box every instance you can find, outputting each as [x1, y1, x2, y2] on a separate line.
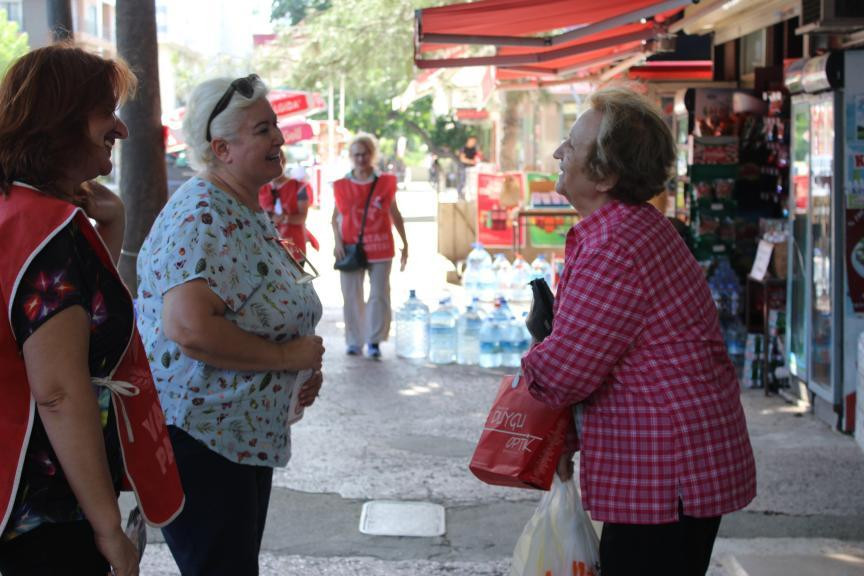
[415, 0, 697, 81]
[279, 121, 315, 145]
[268, 90, 326, 120]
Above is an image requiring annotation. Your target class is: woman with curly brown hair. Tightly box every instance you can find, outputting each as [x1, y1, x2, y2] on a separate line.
[0, 44, 184, 576]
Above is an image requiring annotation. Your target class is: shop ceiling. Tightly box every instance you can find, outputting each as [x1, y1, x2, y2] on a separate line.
[414, 0, 800, 86]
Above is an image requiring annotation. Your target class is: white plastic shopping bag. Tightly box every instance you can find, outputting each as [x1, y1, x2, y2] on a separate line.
[511, 474, 600, 576]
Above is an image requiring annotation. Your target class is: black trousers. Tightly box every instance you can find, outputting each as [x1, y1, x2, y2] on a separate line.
[161, 426, 274, 576]
[0, 519, 109, 575]
[600, 507, 722, 576]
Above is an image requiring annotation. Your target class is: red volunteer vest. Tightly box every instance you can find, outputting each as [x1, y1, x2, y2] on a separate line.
[0, 184, 184, 533]
[333, 173, 396, 261]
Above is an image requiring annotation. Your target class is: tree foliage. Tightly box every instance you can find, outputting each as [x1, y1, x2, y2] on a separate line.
[0, 10, 28, 77]
[270, 0, 331, 24]
[264, 0, 468, 159]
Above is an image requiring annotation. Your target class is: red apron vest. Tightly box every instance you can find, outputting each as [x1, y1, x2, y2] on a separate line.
[333, 174, 396, 261]
[0, 184, 184, 533]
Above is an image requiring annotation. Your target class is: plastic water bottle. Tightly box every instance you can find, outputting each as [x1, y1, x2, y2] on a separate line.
[492, 253, 512, 301]
[428, 299, 457, 364]
[501, 313, 532, 368]
[464, 243, 492, 301]
[530, 254, 553, 288]
[478, 300, 509, 368]
[510, 254, 534, 302]
[456, 301, 483, 366]
[479, 261, 497, 302]
[395, 290, 429, 359]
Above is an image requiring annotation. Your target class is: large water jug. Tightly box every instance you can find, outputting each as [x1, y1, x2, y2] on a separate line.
[530, 254, 553, 288]
[510, 254, 534, 302]
[428, 299, 458, 364]
[395, 290, 429, 359]
[491, 253, 512, 301]
[478, 300, 509, 368]
[464, 243, 492, 301]
[501, 313, 532, 368]
[456, 301, 483, 365]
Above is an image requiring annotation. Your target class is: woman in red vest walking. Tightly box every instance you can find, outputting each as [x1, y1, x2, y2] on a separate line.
[0, 45, 184, 576]
[332, 133, 408, 358]
[258, 149, 316, 258]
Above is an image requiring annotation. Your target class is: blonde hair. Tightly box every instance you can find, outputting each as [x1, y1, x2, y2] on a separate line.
[585, 87, 675, 203]
[183, 76, 269, 170]
[349, 132, 379, 166]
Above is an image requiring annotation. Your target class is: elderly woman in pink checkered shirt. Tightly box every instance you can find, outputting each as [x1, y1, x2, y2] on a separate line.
[522, 87, 756, 576]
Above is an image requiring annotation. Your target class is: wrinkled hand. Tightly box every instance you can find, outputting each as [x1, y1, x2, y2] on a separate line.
[286, 335, 324, 371]
[94, 525, 139, 576]
[298, 370, 323, 407]
[556, 450, 575, 481]
[75, 180, 124, 227]
[334, 240, 345, 261]
[399, 246, 408, 272]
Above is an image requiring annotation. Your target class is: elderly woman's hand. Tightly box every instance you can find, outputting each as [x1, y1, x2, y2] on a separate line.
[75, 180, 125, 227]
[94, 525, 140, 576]
[282, 335, 325, 371]
[298, 370, 323, 407]
[333, 239, 345, 261]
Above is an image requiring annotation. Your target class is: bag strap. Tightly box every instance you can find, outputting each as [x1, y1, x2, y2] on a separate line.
[356, 174, 379, 245]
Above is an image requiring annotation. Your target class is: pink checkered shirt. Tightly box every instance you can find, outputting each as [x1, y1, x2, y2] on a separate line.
[522, 200, 756, 524]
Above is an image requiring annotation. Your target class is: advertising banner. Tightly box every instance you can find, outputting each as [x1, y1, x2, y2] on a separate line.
[525, 172, 571, 248]
[845, 208, 864, 313]
[476, 172, 523, 248]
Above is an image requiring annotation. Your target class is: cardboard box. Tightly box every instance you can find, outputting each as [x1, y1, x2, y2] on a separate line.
[437, 200, 476, 264]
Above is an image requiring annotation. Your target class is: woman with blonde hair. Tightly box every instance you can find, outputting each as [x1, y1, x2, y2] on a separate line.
[331, 133, 408, 358]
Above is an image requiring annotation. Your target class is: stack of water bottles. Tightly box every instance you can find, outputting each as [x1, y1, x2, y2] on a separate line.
[461, 243, 552, 303]
[395, 292, 532, 367]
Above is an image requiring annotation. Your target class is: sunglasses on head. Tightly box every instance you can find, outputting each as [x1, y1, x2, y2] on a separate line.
[205, 74, 260, 142]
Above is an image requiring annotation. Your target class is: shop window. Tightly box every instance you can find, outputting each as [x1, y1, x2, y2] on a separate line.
[83, 3, 98, 37]
[740, 29, 766, 78]
[101, 3, 113, 42]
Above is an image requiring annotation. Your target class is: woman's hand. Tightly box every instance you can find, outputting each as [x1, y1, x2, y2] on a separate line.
[76, 180, 125, 227]
[399, 245, 408, 272]
[556, 450, 575, 481]
[282, 335, 325, 371]
[298, 370, 323, 407]
[333, 239, 345, 261]
[94, 525, 140, 576]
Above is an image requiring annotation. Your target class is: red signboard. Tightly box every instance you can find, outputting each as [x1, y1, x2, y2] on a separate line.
[279, 121, 314, 145]
[476, 172, 524, 248]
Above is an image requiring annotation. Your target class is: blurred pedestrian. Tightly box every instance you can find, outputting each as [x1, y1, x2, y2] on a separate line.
[457, 135, 481, 198]
[331, 133, 408, 359]
[258, 149, 315, 258]
[136, 74, 324, 576]
[521, 87, 756, 576]
[0, 44, 183, 576]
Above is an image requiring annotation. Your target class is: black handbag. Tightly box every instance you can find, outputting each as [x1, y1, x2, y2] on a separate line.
[525, 278, 555, 342]
[334, 175, 378, 271]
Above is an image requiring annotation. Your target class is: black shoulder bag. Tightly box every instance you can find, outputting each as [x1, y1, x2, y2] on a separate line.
[334, 175, 378, 271]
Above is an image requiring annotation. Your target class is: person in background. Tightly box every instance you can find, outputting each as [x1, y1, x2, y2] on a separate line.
[332, 133, 408, 359]
[457, 135, 481, 198]
[0, 44, 183, 576]
[521, 87, 756, 576]
[136, 74, 324, 576]
[258, 149, 316, 258]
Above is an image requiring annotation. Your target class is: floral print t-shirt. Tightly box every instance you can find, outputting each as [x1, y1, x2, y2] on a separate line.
[136, 177, 322, 467]
[4, 220, 127, 540]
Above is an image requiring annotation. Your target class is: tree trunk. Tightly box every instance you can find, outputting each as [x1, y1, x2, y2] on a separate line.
[116, 0, 166, 292]
[500, 91, 523, 171]
[47, 0, 73, 41]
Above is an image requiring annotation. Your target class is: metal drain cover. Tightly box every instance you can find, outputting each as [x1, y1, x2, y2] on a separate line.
[359, 500, 446, 537]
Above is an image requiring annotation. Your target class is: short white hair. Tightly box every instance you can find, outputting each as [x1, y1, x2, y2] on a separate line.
[183, 76, 269, 170]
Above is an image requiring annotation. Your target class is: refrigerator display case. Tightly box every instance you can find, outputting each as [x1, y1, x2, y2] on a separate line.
[784, 51, 864, 431]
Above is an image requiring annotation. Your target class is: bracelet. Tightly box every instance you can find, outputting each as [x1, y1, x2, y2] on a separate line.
[120, 248, 139, 258]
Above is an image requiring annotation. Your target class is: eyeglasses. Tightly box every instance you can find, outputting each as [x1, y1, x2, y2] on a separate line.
[275, 238, 320, 284]
[205, 74, 260, 142]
